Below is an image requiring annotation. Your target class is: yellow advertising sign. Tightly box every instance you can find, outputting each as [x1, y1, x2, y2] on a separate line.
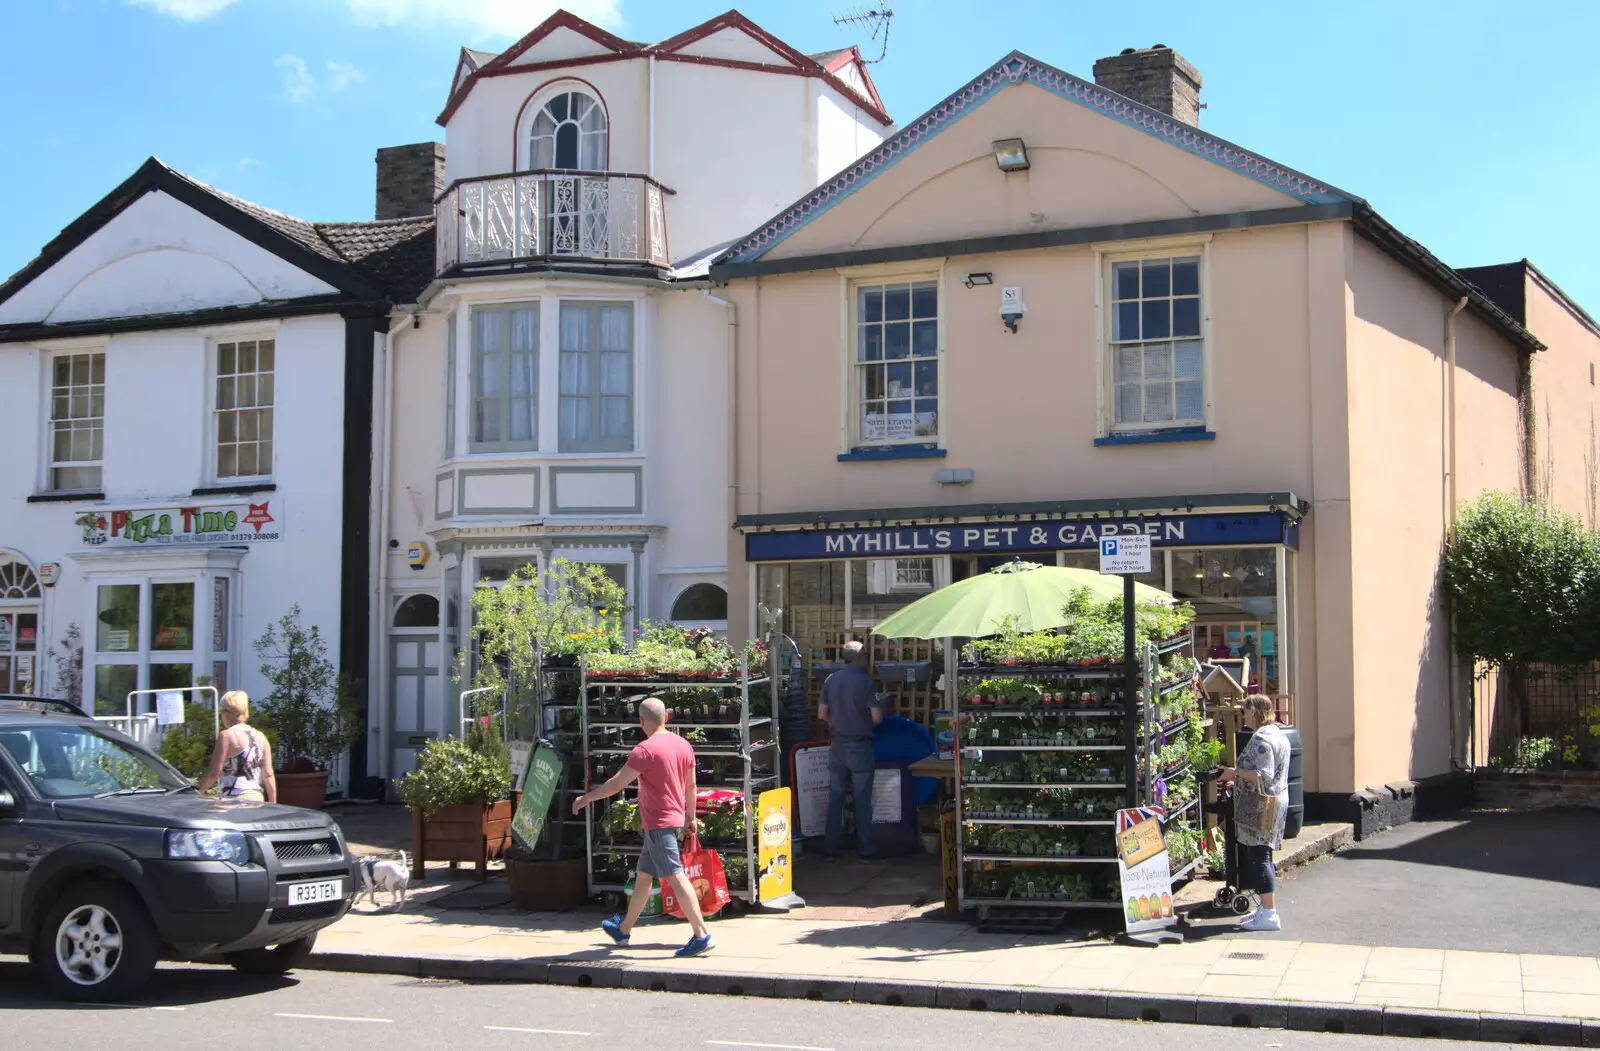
[1117, 813, 1165, 869]
[757, 787, 792, 902]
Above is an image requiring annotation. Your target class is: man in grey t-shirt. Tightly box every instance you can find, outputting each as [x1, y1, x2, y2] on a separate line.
[818, 640, 884, 860]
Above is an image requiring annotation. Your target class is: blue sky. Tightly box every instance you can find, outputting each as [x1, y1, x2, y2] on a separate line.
[5, 0, 1598, 308]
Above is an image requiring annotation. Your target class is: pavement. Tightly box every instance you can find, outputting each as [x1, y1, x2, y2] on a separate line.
[0, 962, 1505, 1051]
[1237, 809, 1600, 957]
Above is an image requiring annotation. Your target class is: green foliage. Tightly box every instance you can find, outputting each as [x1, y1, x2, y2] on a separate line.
[1503, 735, 1560, 770]
[394, 736, 513, 818]
[1189, 739, 1227, 772]
[1444, 492, 1600, 668]
[967, 589, 1196, 664]
[254, 605, 359, 771]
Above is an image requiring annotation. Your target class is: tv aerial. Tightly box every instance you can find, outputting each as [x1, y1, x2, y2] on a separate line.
[832, 7, 894, 64]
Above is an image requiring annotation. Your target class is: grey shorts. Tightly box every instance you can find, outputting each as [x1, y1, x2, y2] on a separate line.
[637, 828, 683, 878]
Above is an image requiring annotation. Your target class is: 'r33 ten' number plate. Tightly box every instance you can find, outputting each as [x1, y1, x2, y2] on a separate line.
[286, 879, 343, 906]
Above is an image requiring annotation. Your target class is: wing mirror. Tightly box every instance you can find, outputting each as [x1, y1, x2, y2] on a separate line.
[0, 789, 16, 817]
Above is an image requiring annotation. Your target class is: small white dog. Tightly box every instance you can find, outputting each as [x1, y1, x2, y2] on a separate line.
[359, 852, 409, 912]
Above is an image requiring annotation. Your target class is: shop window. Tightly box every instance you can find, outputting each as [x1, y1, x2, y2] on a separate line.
[89, 579, 210, 715]
[215, 338, 275, 479]
[1108, 255, 1204, 431]
[394, 594, 441, 628]
[671, 583, 728, 623]
[853, 278, 940, 446]
[559, 302, 634, 452]
[48, 350, 104, 491]
[526, 89, 607, 171]
[470, 304, 539, 452]
[1171, 548, 1280, 692]
[0, 611, 39, 694]
[1058, 549, 1166, 593]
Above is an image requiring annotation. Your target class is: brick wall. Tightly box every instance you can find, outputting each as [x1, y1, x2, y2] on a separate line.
[375, 142, 445, 221]
[1092, 46, 1203, 126]
[1475, 769, 1600, 809]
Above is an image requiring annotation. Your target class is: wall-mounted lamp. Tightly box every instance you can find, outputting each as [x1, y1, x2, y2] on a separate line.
[963, 272, 994, 288]
[992, 138, 1030, 172]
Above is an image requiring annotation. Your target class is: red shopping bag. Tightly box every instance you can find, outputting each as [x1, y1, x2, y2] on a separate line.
[662, 834, 732, 918]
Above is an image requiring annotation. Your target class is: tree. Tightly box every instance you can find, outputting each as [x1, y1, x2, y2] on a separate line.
[254, 605, 358, 772]
[1444, 492, 1600, 669]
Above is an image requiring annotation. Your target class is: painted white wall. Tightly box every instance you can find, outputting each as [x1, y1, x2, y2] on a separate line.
[0, 191, 338, 325]
[442, 53, 888, 259]
[0, 314, 348, 709]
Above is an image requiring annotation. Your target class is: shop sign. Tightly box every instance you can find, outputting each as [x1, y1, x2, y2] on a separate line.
[511, 741, 566, 852]
[791, 743, 832, 838]
[745, 511, 1294, 562]
[38, 563, 61, 587]
[75, 500, 283, 548]
[756, 787, 793, 903]
[1115, 806, 1176, 935]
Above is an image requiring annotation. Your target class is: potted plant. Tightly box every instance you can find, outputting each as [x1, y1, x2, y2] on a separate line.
[252, 605, 359, 810]
[395, 719, 514, 881]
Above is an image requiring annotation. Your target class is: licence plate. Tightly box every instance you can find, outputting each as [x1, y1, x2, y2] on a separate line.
[286, 879, 343, 905]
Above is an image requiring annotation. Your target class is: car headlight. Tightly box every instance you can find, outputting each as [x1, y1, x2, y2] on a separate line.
[166, 829, 249, 864]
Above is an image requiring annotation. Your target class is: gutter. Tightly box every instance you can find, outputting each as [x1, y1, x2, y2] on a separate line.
[701, 290, 739, 547]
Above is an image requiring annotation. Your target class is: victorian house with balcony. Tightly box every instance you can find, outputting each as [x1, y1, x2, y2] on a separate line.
[374, 10, 891, 779]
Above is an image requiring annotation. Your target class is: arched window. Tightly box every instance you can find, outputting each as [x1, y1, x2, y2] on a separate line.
[0, 551, 40, 599]
[529, 90, 607, 170]
[671, 583, 728, 623]
[393, 594, 440, 629]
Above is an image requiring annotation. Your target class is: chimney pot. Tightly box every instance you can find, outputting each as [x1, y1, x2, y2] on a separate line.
[374, 142, 445, 220]
[1092, 45, 1202, 126]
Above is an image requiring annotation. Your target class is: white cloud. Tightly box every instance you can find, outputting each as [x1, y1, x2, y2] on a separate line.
[325, 60, 367, 91]
[342, 0, 622, 39]
[126, 0, 240, 19]
[237, 156, 263, 169]
[274, 54, 316, 104]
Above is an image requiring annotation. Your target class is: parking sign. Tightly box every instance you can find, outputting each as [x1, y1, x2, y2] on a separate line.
[1099, 534, 1152, 574]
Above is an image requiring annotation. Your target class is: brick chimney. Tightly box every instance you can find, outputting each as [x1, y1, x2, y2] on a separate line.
[1092, 45, 1202, 126]
[374, 142, 445, 220]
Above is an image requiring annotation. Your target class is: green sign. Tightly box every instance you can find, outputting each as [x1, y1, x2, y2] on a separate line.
[511, 742, 565, 853]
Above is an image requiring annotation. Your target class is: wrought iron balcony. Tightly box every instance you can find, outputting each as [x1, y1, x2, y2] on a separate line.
[435, 170, 672, 275]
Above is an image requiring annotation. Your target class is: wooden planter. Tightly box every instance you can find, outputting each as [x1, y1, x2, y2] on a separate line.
[410, 795, 515, 881]
[275, 770, 329, 810]
[507, 857, 587, 910]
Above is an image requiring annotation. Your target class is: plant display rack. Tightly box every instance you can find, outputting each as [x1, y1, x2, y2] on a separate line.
[528, 658, 588, 859]
[955, 632, 1203, 928]
[581, 659, 777, 903]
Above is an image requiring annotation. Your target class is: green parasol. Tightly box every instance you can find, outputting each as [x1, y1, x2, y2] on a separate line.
[871, 560, 1170, 640]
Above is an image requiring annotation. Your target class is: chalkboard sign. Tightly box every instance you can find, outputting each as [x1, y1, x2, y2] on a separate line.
[511, 740, 566, 853]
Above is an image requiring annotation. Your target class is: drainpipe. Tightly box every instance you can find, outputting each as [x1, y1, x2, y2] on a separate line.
[702, 289, 739, 627]
[1445, 296, 1468, 529]
[1444, 296, 1468, 769]
[648, 55, 656, 178]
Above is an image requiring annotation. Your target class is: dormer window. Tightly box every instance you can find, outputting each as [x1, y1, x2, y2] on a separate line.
[529, 90, 607, 171]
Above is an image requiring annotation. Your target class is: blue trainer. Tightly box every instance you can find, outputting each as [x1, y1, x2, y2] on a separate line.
[674, 933, 713, 958]
[601, 915, 630, 945]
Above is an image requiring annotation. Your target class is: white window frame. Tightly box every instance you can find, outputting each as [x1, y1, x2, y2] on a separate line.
[841, 267, 945, 451]
[80, 568, 237, 716]
[557, 300, 635, 453]
[444, 309, 457, 459]
[468, 302, 540, 454]
[209, 334, 277, 483]
[44, 346, 106, 493]
[668, 581, 729, 631]
[518, 85, 609, 172]
[1095, 238, 1213, 437]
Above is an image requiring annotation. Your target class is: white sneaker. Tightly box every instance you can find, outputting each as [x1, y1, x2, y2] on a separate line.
[1238, 909, 1282, 932]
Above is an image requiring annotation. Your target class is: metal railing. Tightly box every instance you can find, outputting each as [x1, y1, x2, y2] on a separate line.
[436, 169, 672, 274]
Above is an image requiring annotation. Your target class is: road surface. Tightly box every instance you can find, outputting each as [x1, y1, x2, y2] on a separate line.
[0, 961, 1488, 1051]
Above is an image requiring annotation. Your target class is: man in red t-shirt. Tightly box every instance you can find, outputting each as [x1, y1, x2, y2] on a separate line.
[573, 696, 711, 957]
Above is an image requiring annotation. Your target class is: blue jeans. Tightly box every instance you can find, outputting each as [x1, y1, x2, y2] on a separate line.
[824, 738, 877, 858]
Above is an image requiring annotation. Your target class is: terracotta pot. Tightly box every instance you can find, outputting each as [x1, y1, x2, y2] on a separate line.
[410, 795, 515, 881]
[275, 770, 329, 810]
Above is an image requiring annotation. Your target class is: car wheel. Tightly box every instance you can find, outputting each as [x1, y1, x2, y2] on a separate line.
[33, 882, 160, 1002]
[224, 933, 317, 976]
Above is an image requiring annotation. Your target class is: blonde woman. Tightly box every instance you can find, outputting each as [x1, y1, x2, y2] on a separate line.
[1219, 694, 1290, 931]
[199, 691, 277, 803]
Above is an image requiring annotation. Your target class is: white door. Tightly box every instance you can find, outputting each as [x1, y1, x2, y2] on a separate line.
[389, 592, 443, 779]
